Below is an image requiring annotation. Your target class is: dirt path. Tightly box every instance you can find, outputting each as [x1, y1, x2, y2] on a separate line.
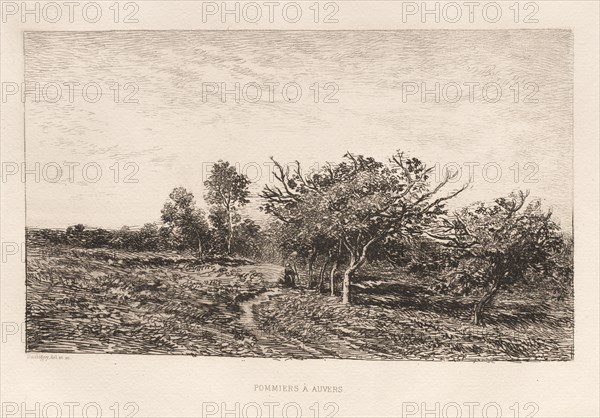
[239, 288, 282, 341]
[237, 283, 392, 359]
[237, 283, 335, 358]
[190, 262, 360, 358]
[231, 265, 405, 359]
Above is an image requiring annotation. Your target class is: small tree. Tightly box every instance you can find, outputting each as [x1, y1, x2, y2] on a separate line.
[111, 226, 132, 249]
[429, 190, 567, 325]
[161, 187, 210, 259]
[137, 223, 160, 251]
[65, 224, 86, 245]
[84, 228, 111, 248]
[204, 161, 250, 255]
[231, 218, 263, 259]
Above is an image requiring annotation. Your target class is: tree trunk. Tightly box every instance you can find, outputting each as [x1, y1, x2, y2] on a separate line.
[330, 239, 342, 296]
[227, 210, 233, 255]
[340, 235, 378, 304]
[318, 258, 330, 293]
[330, 259, 339, 296]
[473, 281, 500, 325]
[307, 249, 317, 289]
[197, 235, 204, 262]
[342, 267, 354, 304]
[342, 254, 359, 304]
[292, 263, 299, 287]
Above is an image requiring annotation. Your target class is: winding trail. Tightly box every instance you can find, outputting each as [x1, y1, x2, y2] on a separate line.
[236, 279, 394, 359]
[236, 266, 336, 358]
[239, 288, 282, 341]
[238, 288, 332, 358]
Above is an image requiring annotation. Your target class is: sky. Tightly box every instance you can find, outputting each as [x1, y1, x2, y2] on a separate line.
[24, 30, 573, 230]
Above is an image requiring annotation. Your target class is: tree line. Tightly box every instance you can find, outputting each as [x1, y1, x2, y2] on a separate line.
[36, 161, 263, 259]
[260, 150, 572, 324]
[36, 152, 573, 325]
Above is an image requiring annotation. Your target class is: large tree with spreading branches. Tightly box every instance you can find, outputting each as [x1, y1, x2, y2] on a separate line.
[261, 151, 467, 304]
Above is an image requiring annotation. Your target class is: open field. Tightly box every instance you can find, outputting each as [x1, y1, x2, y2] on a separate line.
[26, 244, 573, 360]
[26, 245, 285, 356]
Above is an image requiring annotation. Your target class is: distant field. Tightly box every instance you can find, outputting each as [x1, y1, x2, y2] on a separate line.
[26, 244, 573, 360]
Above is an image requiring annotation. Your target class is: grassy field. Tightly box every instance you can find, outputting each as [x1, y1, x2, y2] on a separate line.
[26, 244, 573, 360]
[256, 264, 574, 361]
[26, 245, 285, 356]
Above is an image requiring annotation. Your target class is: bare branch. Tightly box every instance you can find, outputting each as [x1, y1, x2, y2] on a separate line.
[391, 152, 415, 183]
[422, 181, 469, 214]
